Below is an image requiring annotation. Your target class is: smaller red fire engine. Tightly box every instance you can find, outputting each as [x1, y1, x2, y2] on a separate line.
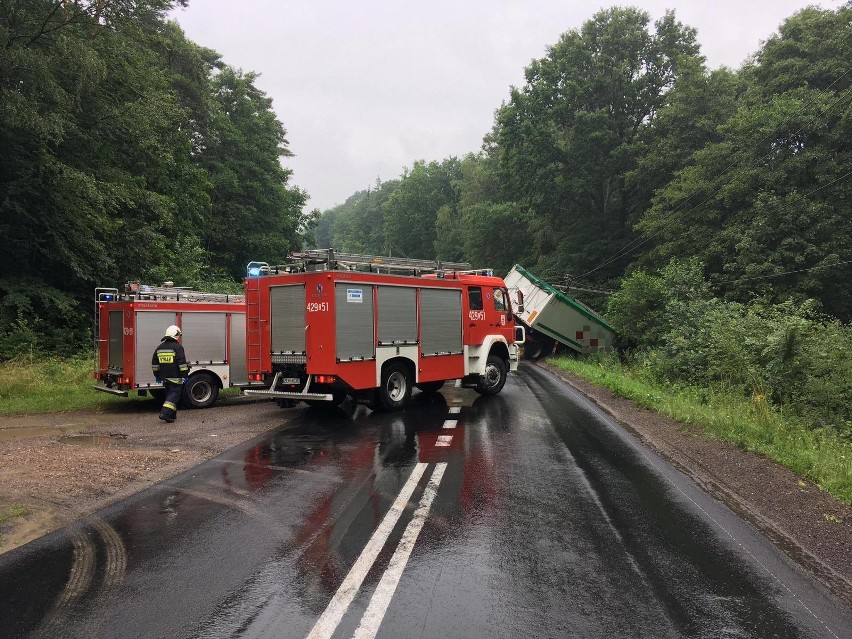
[93, 282, 259, 408]
[243, 250, 525, 410]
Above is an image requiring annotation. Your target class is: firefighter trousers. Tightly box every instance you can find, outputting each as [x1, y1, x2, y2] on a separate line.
[159, 381, 183, 423]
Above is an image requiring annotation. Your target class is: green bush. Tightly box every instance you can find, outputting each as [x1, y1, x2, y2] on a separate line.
[608, 260, 852, 437]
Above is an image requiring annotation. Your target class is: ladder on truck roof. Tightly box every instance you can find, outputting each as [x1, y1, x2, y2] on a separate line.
[288, 249, 473, 274]
[96, 283, 244, 304]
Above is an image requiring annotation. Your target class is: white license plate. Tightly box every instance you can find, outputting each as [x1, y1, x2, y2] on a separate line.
[280, 377, 301, 385]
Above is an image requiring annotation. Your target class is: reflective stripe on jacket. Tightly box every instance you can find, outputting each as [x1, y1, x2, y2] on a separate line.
[151, 337, 189, 382]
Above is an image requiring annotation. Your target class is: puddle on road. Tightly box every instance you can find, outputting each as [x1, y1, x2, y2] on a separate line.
[58, 433, 126, 446]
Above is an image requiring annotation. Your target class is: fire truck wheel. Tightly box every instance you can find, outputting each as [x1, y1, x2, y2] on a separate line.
[416, 381, 445, 395]
[183, 373, 219, 409]
[378, 363, 412, 411]
[475, 355, 507, 396]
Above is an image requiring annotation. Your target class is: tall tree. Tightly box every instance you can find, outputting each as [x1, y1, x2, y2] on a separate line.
[494, 7, 702, 284]
[202, 67, 306, 279]
[382, 158, 462, 258]
[638, 5, 852, 319]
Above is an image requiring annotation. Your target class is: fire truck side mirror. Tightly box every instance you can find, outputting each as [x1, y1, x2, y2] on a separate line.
[514, 326, 526, 344]
[515, 290, 524, 314]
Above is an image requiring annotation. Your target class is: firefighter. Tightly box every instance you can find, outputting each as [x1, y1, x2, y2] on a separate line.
[151, 325, 190, 423]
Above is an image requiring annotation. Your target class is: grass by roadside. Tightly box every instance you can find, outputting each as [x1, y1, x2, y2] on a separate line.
[549, 354, 852, 505]
[0, 353, 135, 415]
[0, 354, 249, 416]
[0, 504, 30, 548]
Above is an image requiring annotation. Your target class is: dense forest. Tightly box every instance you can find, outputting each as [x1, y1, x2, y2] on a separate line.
[0, 0, 310, 357]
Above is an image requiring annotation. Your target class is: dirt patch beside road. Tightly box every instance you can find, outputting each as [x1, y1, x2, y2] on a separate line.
[538, 362, 852, 609]
[0, 396, 296, 552]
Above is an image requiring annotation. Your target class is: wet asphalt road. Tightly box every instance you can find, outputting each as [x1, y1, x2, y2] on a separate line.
[1, 364, 850, 639]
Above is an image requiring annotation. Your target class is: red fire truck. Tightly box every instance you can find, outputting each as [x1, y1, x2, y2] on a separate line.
[93, 283, 258, 408]
[243, 250, 525, 410]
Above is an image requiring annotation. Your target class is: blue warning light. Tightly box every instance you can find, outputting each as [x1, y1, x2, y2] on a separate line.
[247, 266, 261, 277]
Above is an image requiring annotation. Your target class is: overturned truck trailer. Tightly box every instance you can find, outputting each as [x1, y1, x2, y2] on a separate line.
[505, 264, 614, 358]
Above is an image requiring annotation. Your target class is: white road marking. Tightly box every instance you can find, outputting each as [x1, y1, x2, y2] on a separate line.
[448, 407, 461, 414]
[352, 463, 448, 639]
[442, 420, 457, 429]
[305, 463, 428, 639]
[435, 435, 453, 447]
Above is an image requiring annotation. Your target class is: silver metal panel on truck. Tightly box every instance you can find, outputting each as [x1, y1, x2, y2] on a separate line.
[108, 311, 123, 370]
[336, 283, 375, 360]
[270, 285, 306, 353]
[377, 286, 417, 344]
[420, 288, 462, 355]
[181, 313, 226, 364]
[135, 311, 177, 386]
[229, 313, 247, 384]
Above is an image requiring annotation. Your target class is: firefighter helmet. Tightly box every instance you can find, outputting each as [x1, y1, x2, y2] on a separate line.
[164, 325, 182, 339]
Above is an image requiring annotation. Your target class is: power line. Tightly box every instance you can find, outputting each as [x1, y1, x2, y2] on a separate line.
[714, 259, 852, 286]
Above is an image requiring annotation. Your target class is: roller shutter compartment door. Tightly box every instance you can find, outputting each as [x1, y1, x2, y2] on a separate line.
[135, 311, 177, 385]
[181, 313, 227, 365]
[270, 285, 306, 353]
[420, 288, 462, 355]
[108, 311, 123, 370]
[335, 284, 375, 360]
[377, 286, 417, 345]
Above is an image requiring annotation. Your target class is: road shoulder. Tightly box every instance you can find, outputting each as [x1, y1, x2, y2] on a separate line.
[0, 397, 296, 553]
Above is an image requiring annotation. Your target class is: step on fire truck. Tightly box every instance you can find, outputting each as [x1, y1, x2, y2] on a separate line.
[243, 250, 526, 410]
[94, 282, 259, 408]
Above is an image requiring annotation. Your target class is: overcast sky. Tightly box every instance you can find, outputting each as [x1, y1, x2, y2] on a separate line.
[169, 0, 839, 213]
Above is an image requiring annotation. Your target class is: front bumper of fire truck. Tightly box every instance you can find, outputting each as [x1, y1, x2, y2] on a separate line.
[243, 372, 334, 401]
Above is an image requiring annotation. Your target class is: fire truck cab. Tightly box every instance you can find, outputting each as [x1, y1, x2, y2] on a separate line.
[244, 250, 525, 410]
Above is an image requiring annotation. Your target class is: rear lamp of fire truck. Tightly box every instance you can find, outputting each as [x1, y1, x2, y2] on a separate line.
[315, 375, 337, 384]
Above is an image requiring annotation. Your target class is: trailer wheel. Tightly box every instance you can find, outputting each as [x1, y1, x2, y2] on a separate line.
[416, 381, 445, 396]
[183, 373, 219, 409]
[378, 363, 412, 411]
[524, 335, 555, 360]
[475, 355, 507, 396]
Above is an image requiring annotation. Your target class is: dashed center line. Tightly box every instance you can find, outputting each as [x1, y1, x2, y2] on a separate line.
[305, 463, 428, 639]
[435, 435, 454, 447]
[442, 420, 457, 429]
[352, 463, 448, 639]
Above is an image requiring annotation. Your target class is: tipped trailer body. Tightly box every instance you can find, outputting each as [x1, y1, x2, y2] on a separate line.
[505, 264, 614, 356]
[243, 250, 525, 410]
[93, 283, 258, 408]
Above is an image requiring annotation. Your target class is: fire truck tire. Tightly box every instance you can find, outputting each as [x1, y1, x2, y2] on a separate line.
[378, 363, 412, 411]
[183, 373, 219, 409]
[475, 355, 507, 396]
[416, 381, 445, 395]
